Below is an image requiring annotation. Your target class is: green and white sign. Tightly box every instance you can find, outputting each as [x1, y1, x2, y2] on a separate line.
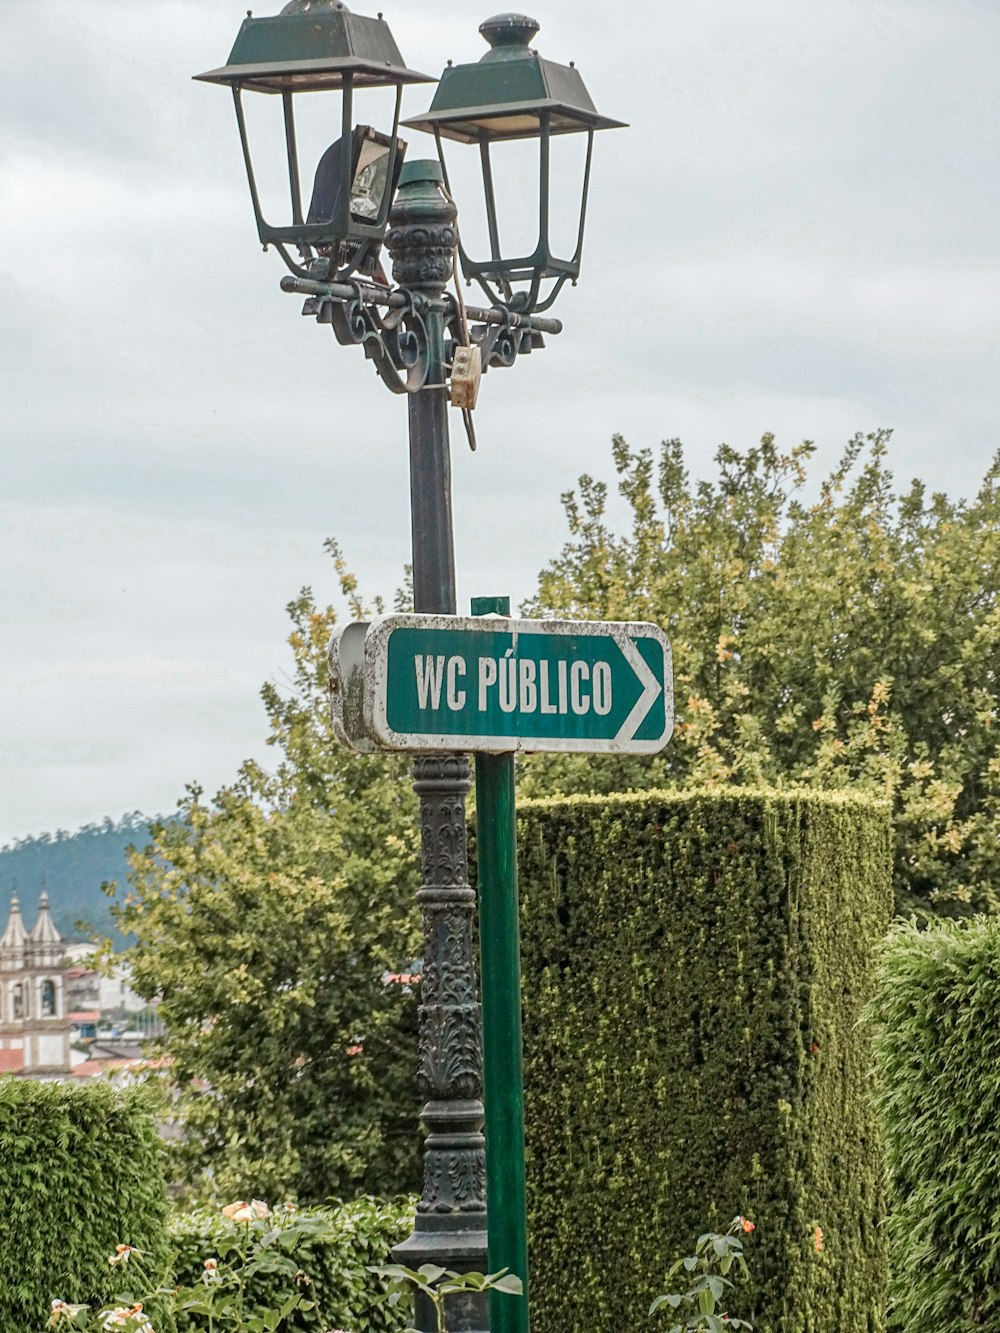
[330, 614, 673, 754]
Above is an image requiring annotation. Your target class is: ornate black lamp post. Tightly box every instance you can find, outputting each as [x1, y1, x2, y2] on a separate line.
[198, 8, 621, 1331]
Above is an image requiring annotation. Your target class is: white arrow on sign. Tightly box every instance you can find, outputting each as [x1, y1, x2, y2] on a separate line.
[616, 634, 664, 744]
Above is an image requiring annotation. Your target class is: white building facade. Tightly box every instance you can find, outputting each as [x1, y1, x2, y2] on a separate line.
[63, 940, 147, 1016]
[0, 892, 71, 1077]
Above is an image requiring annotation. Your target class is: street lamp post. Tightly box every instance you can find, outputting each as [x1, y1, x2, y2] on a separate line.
[197, 8, 622, 1331]
[383, 161, 490, 1333]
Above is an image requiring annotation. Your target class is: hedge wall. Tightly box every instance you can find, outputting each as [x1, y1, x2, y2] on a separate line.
[870, 917, 1000, 1331]
[0, 1079, 167, 1333]
[517, 788, 891, 1333]
[171, 1195, 416, 1333]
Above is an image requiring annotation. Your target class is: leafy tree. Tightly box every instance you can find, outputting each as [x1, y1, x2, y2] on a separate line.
[116, 546, 423, 1203]
[520, 430, 1000, 917]
[113, 431, 1000, 1202]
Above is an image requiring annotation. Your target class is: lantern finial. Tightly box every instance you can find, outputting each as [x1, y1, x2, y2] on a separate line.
[281, 0, 349, 12]
[479, 14, 540, 50]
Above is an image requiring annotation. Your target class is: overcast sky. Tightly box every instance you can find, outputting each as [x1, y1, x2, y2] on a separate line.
[2, 0, 999, 843]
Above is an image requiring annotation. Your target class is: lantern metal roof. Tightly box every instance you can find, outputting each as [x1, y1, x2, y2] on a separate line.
[194, 0, 433, 94]
[402, 13, 626, 143]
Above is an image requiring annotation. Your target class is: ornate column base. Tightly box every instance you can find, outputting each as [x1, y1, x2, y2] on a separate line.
[393, 755, 489, 1333]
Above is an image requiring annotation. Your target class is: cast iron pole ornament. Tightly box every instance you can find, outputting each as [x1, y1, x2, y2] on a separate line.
[198, 10, 623, 1331]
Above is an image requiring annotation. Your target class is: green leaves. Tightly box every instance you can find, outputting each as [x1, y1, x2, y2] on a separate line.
[649, 1293, 683, 1312]
[518, 790, 891, 1332]
[870, 917, 1000, 1331]
[170, 1197, 415, 1333]
[523, 430, 1000, 919]
[113, 549, 423, 1204]
[371, 1263, 523, 1298]
[0, 1082, 166, 1333]
[370, 1264, 523, 1333]
[44, 1199, 376, 1333]
[650, 1217, 751, 1332]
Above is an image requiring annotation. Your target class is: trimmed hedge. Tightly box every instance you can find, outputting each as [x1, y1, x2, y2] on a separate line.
[171, 1195, 416, 1332]
[517, 788, 891, 1333]
[870, 917, 1000, 1331]
[0, 1079, 167, 1333]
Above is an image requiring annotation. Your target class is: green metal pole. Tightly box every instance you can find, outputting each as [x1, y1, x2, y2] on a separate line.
[472, 595, 530, 1333]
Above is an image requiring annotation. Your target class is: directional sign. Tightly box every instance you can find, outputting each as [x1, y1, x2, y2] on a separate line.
[330, 614, 673, 755]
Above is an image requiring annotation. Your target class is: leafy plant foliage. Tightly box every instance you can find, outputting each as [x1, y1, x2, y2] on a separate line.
[650, 1216, 754, 1331]
[370, 1263, 522, 1333]
[522, 431, 1000, 916]
[870, 917, 1000, 1331]
[170, 1197, 416, 1333]
[517, 789, 890, 1333]
[114, 547, 423, 1203]
[0, 1080, 166, 1333]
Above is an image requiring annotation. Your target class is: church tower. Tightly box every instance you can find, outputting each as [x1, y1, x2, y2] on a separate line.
[0, 892, 71, 1077]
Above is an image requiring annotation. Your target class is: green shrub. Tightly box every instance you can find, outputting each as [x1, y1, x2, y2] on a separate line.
[0, 1079, 167, 1333]
[870, 917, 1000, 1331]
[170, 1195, 416, 1332]
[517, 788, 891, 1333]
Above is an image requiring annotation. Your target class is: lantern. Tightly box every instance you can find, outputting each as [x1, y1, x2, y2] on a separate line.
[195, 0, 432, 280]
[403, 13, 625, 313]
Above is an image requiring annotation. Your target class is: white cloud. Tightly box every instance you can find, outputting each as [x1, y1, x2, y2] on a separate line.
[2, 0, 1000, 839]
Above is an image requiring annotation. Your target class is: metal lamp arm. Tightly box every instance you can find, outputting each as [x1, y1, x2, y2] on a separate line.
[278, 273, 561, 396]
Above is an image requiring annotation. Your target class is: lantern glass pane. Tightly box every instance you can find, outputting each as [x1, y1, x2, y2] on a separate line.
[294, 79, 397, 194]
[546, 128, 590, 260]
[435, 119, 595, 308]
[240, 86, 299, 225]
[241, 82, 401, 236]
[441, 135, 541, 268]
[350, 131, 393, 220]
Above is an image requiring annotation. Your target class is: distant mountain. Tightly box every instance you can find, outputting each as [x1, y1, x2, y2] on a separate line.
[0, 814, 154, 946]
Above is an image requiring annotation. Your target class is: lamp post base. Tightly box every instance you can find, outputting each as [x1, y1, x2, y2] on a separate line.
[393, 1222, 490, 1333]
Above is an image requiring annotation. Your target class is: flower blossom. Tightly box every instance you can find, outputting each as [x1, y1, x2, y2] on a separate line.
[48, 1300, 86, 1327]
[739, 1216, 755, 1233]
[203, 1258, 218, 1272]
[108, 1244, 140, 1266]
[100, 1303, 153, 1331]
[221, 1198, 270, 1222]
